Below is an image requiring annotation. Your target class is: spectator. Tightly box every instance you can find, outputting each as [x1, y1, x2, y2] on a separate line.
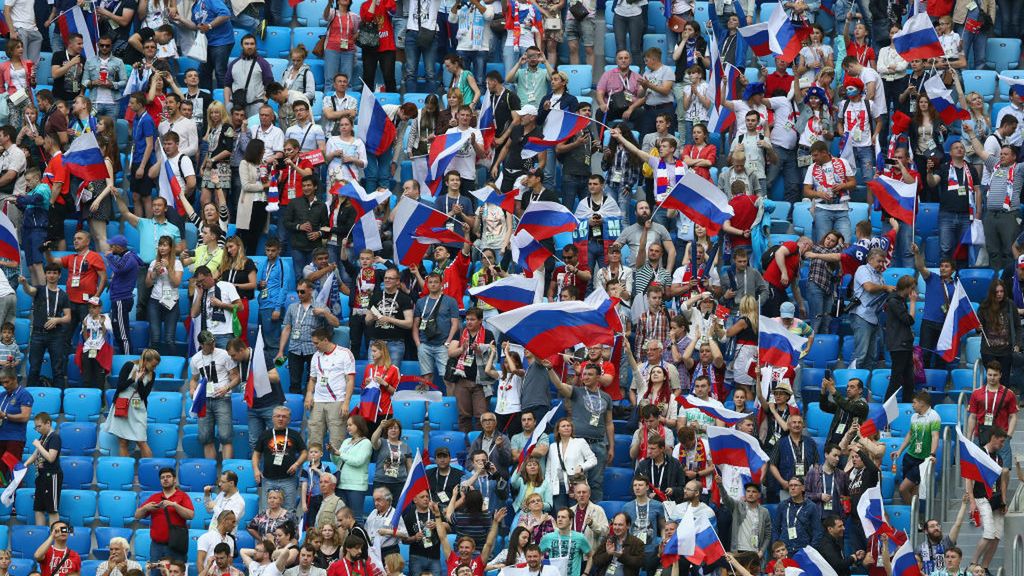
[34, 521, 82, 576]
[365, 269, 414, 365]
[277, 279, 340, 394]
[204, 471, 246, 533]
[365, 487, 401, 556]
[285, 544, 328, 576]
[918, 503, 969, 574]
[884, 275, 918, 401]
[249, 488, 300, 541]
[305, 326, 355, 448]
[225, 34, 273, 117]
[359, 0, 398, 93]
[370, 419, 413, 500]
[968, 426, 1008, 571]
[413, 272, 461, 387]
[21, 265, 71, 389]
[819, 374, 868, 448]
[768, 413, 818, 503]
[24, 412, 61, 526]
[96, 537, 141, 576]
[103, 349, 161, 457]
[197, 511, 239, 575]
[135, 467, 196, 563]
[253, 406, 308, 511]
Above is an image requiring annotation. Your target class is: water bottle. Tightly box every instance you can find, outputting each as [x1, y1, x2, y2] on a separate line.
[890, 451, 898, 474]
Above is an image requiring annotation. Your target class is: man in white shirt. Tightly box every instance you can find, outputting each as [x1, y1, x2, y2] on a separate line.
[445, 106, 486, 188]
[204, 471, 246, 533]
[3, 0, 41, 61]
[159, 94, 199, 160]
[251, 105, 286, 163]
[321, 74, 357, 136]
[366, 487, 401, 556]
[190, 330, 240, 460]
[241, 539, 289, 576]
[766, 86, 801, 203]
[305, 327, 355, 448]
[284, 100, 326, 153]
[996, 86, 1024, 149]
[196, 510, 238, 576]
[803, 140, 856, 243]
[0, 126, 27, 228]
[190, 266, 242, 349]
[154, 132, 196, 200]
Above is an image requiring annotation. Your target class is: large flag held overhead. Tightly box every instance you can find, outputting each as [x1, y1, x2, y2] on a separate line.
[392, 197, 452, 266]
[510, 229, 552, 273]
[678, 395, 748, 425]
[352, 212, 384, 252]
[766, 7, 813, 61]
[357, 85, 398, 156]
[244, 329, 273, 408]
[860, 392, 900, 437]
[57, 6, 99, 60]
[523, 110, 592, 157]
[792, 547, 839, 576]
[867, 175, 917, 224]
[956, 425, 1003, 497]
[705, 425, 770, 483]
[659, 172, 734, 235]
[936, 281, 981, 362]
[892, 13, 944, 61]
[469, 274, 545, 312]
[758, 315, 808, 369]
[516, 201, 579, 240]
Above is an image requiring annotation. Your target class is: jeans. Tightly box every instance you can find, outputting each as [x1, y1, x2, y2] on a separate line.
[409, 555, 443, 576]
[365, 148, 395, 194]
[812, 208, 852, 245]
[612, 183, 636, 226]
[288, 352, 313, 394]
[767, 145, 801, 204]
[587, 239, 605, 272]
[197, 396, 233, 446]
[459, 50, 487, 84]
[259, 308, 283, 360]
[16, 28, 43, 63]
[962, 28, 988, 69]
[939, 212, 971, 260]
[261, 476, 300, 513]
[562, 174, 589, 211]
[49, 27, 64, 52]
[29, 330, 67, 388]
[613, 13, 644, 66]
[324, 49, 357, 90]
[338, 488, 368, 524]
[983, 210, 1020, 271]
[804, 282, 834, 334]
[882, 217, 914, 268]
[289, 249, 312, 285]
[147, 300, 178, 356]
[502, 46, 524, 84]
[147, 541, 186, 569]
[850, 314, 880, 370]
[94, 102, 119, 118]
[584, 438, 608, 501]
[417, 341, 448, 385]
[202, 43, 232, 92]
[404, 35, 438, 94]
[247, 405, 276, 452]
[852, 145, 876, 200]
[384, 340, 406, 364]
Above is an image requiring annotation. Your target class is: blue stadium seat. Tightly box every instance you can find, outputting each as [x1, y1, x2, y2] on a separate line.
[429, 431, 468, 457]
[935, 403, 960, 430]
[803, 334, 839, 369]
[792, 202, 812, 235]
[985, 38, 1021, 70]
[61, 456, 94, 489]
[998, 71, 1024, 100]
[693, 1, 710, 28]
[642, 34, 668, 64]
[849, 202, 869, 228]
[950, 369, 974, 393]
[108, 355, 137, 386]
[613, 434, 633, 467]
[880, 471, 896, 503]
[887, 505, 913, 535]
[833, 368, 870, 394]
[241, 493, 260, 524]
[97, 491, 137, 527]
[964, 336, 982, 366]
[147, 392, 184, 424]
[804, 403, 830, 437]
[27, 386, 61, 417]
[598, 500, 625, 519]
[93, 527, 133, 560]
[800, 367, 826, 405]
[63, 388, 103, 422]
[179, 458, 219, 492]
[393, 400, 427, 428]
[148, 423, 180, 457]
[923, 369, 948, 392]
[97, 430, 122, 457]
[882, 267, 914, 288]
[59, 422, 97, 455]
[295, 0, 327, 24]
[130, 321, 150, 351]
[96, 456, 135, 491]
[59, 490, 97, 525]
[603, 467, 635, 501]
[231, 392, 247, 425]
[223, 459, 259, 493]
[917, 203, 939, 239]
[402, 430, 425, 454]
[11, 525, 49, 558]
[869, 369, 891, 402]
[880, 437, 904, 475]
[285, 393, 305, 425]
[291, 28, 321, 52]
[959, 268, 995, 303]
[562, 65, 593, 98]
[428, 397, 459, 431]
[962, 70, 997, 102]
[603, 32, 616, 65]
[890, 403, 914, 437]
[133, 529, 152, 562]
[182, 434, 203, 458]
[14, 488, 33, 523]
[36, 53, 52, 86]
[139, 458, 177, 491]
[188, 491, 213, 529]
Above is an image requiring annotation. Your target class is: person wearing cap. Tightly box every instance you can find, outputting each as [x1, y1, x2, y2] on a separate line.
[105, 234, 145, 355]
[425, 446, 464, 505]
[80, 296, 112, 392]
[190, 329, 239, 460]
[722, 80, 768, 136]
[494, 104, 545, 196]
[796, 85, 834, 167]
[757, 377, 798, 452]
[963, 123, 1024, 271]
[926, 139, 982, 261]
[996, 84, 1024, 149]
[595, 50, 645, 124]
[21, 263, 71, 388]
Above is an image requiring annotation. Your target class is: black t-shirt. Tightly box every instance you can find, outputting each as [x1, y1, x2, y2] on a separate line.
[489, 89, 521, 138]
[51, 50, 85, 103]
[32, 286, 70, 331]
[426, 466, 464, 504]
[98, 0, 139, 45]
[123, 28, 155, 66]
[402, 507, 440, 558]
[504, 125, 543, 172]
[183, 88, 212, 136]
[368, 289, 414, 341]
[254, 428, 306, 480]
[973, 447, 1004, 499]
[223, 259, 258, 299]
[937, 162, 980, 213]
[37, 432, 62, 474]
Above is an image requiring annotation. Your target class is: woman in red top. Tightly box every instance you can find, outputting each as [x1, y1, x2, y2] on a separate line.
[322, 0, 360, 87]
[681, 124, 717, 182]
[363, 340, 399, 429]
[359, 0, 397, 93]
[842, 15, 875, 68]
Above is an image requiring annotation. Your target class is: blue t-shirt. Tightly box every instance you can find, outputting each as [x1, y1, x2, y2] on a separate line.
[923, 273, 954, 324]
[413, 294, 460, 346]
[301, 459, 338, 498]
[621, 499, 665, 553]
[137, 218, 183, 263]
[0, 386, 32, 441]
[131, 114, 157, 167]
[192, 0, 234, 47]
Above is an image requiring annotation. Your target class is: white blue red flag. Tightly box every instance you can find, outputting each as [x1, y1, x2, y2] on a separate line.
[737, 21, 772, 57]
[57, 6, 98, 60]
[659, 171, 734, 235]
[0, 210, 19, 264]
[867, 175, 916, 224]
[937, 281, 981, 362]
[334, 180, 390, 219]
[190, 376, 208, 418]
[392, 197, 452, 265]
[523, 110, 591, 158]
[515, 201, 579, 241]
[0, 453, 26, 507]
[954, 220, 985, 264]
[892, 13, 944, 61]
[706, 425, 769, 483]
[519, 402, 561, 465]
[671, 512, 726, 567]
[63, 132, 108, 182]
[412, 226, 469, 245]
[389, 452, 430, 528]
[478, 94, 496, 151]
[244, 328, 273, 408]
[357, 380, 382, 422]
[427, 131, 471, 186]
[469, 274, 544, 312]
[678, 395, 748, 425]
[956, 425, 1003, 497]
[792, 547, 839, 576]
[758, 315, 808, 369]
[357, 85, 398, 156]
[767, 7, 812, 61]
[890, 538, 923, 576]
[352, 212, 383, 252]
[469, 185, 517, 213]
[856, 485, 886, 538]
[859, 392, 899, 437]
[510, 229, 552, 273]
[924, 75, 971, 126]
[158, 156, 187, 217]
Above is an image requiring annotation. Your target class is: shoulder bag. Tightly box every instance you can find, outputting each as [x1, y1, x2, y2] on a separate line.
[163, 505, 190, 554]
[232, 59, 258, 108]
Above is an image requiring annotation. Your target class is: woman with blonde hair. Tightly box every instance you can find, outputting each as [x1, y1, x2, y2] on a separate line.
[281, 45, 316, 102]
[511, 455, 551, 512]
[725, 295, 759, 394]
[964, 91, 990, 178]
[363, 340, 399, 428]
[222, 236, 258, 343]
[0, 38, 35, 131]
[201, 100, 235, 207]
[313, 523, 343, 568]
[103, 348, 161, 457]
[69, 95, 97, 138]
[145, 235, 183, 355]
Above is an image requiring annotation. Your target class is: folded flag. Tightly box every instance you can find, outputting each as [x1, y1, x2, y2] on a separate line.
[678, 395, 748, 425]
[63, 132, 109, 182]
[189, 376, 208, 418]
[510, 229, 552, 273]
[936, 280, 981, 362]
[523, 109, 592, 158]
[516, 201, 580, 240]
[892, 13, 944, 61]
[469, 273, 544, 312]
[956, 425, 1002, 497]
[706, 425, 769, 483]
[659, 171, 734, 235]
[867, 175, 917, 224]
[859, 392, 899, 437]
[244, 328, 273, 408]
[389, 452, 430, 528]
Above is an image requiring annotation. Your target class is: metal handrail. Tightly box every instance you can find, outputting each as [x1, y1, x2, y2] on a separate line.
[940, 426, 951, 523]
[972, 358, 981, 392]
[956, 391, 967, 434]
[1011, 534, 1024, 576]
[909, 492, 919, 548]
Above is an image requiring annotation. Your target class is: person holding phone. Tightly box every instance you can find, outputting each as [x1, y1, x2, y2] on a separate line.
[34, 521, 82, 576]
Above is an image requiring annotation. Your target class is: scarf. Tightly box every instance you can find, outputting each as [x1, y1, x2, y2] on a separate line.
[266, 170, 280, 212]
[1002, 163, 1017, 211]
[1013, 273, 1024, 310]
[455, 328, 486, 373]
[811, 157, 848, 204]
[638, 422, 665, 460]
[655, 158, 686, 202]
[947, 162, 975, 218]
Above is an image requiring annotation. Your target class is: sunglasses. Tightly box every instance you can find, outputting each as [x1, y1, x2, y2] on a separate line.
[99, 43, 112, 48]
[297, 289, 308, 294]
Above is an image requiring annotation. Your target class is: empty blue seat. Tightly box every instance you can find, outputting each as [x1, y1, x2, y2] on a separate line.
[917, 203, 939, 239]
[429, 431, 468, 457]
[804, 403, 831, 437]
[241, 493, 260, 524]
[13, 488, 33, 523]
[562, 64, 593, 97]
[402, 430, 425, 454]
[97, 491, 137, 527]
[800, 367, 826, 405]
[179, 458, 219, 492]
[27, 386, 61, 416]
[890, 403, 915, 437]
[59, 490, 97, 525]
[427, 397, 458, 431]
[964, 336, 982, 365]
[285, 393, 304, 425]
[188, 491, 213, 529]
[887, 504, 913, 535]
[923, 369, 948, 391]
[950, 369, 974, 392]
[869, 369, 891, 402]
[63, 388, 103, 422]
[803, 334, 839, 369]
[147, 392, 184, 424]
[986, 38, 1021, 70]
[61, 456, 94, 489]
[962, 70, 997, 102]
[959, 269, 996, 303]
[598, 500, 625, 519]
[392, 400, 427, 427]
[60, 422, 97, 455]
[834, 368, 870, 393]
[139, 458, 177, 491]
[223, 459, 258, 494]
[791, 202, 812, 235]
[96, 456, 135, 490]
[291, 27, 321, 52]
[613, 434, 633, 467]
[148, 423, 180, 457]
[11, 525, 49, 558]
[603, 467, 635, 501]
[133, 529, 152, 562]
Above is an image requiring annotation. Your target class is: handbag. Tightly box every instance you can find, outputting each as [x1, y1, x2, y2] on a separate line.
[668, 15, 687, 33]
[185, 32, 208, 63]
[568, 1, 588, 20]
[490, 14, 506, 34]
[313, 35, 326, 58]
[163, 507, 190, 555]
[357, 19, 380, 49]
[544, 16, 562, 30]
[414, 0, 436, 49]
[113, 396, 130, 418]
[232, 59, 258, 108]
[608, 90, 631, 116]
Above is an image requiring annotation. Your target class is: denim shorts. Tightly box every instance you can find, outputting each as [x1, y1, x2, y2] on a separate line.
[197, 396, 233, 445]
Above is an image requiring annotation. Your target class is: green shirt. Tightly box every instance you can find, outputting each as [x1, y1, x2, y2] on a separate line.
[515, 66, 551, 108]
[539, 530, 591, 576]
[906, 408, 940, 460]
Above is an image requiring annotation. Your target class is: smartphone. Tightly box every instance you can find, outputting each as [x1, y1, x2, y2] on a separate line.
[823, 369, 832, 380]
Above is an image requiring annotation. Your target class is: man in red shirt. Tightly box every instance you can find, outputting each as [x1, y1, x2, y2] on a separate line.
[42, 133, 70, 250]
[966, 361, 1018, 466]
[33, 521, 82, 576]
[134, 467, 195, 563]
[327, 536, 387, 576]
[44, 230, 107, 330]
[415, 243, 471, 311]
[762, 236, 813, 317]
[548, 244, 592, 301]
[722, 191, 760, 252]
[764, 57, 795, 97]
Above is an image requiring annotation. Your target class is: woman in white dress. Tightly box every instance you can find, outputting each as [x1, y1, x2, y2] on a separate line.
[103, 348, 161, 458]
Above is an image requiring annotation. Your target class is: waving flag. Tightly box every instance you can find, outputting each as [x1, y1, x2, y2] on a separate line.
[74, 315, 113, 373]
[868, 175, 916, 224]
[357, 380, 382, 422]
[890, 538, 922, 576]
[389, 452, 430, 528]
[767, 7, 812, 61]
[510, 229, 552, 273]
[478, 93, 496, 151]
[523, 110, 592, 158]
[924, 75, 971, 125]
[706, 425, 769, 483]
[856, 485, 886, 538]
[860, 392, 899, 437]
[314, 272, 336, 309]
[57, 5, 98, 60]
[392, 197, 452, 266]
[659, 172, 734, 235]
[0, 453, 26, 506]
[758, 315, 808, 369]
[393, 374, 443, 403]
[674, 513, 726, 566]
[335, 181, 390, 219]
[937, 281, 981, 362]
[469, 185, 516, 213]
[0, 210, 19, 264]
[352, 212, 383, 252]
[678, 395, 748, 425]
[412, 226, 469, 245]
[792, 547, 839, 576]
[519, 402, 561, 465]
[892, 13, 944, 61]
[190, 376, 208, 418]
[737, 22, 772, 57]
[158, 155, 187, 217]
[427, 131, 471, 185]
[244, 329, 273, 408]
[63, 132, 108, 181]
[956, 425, 1003, 497]
[469, 274, 544, 312]
[516, 201, 579, 240]
[487, 285, 622, 360]
[357, 85, 398, 156]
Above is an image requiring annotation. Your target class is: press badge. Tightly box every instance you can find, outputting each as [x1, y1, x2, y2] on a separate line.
[788, 527, 797, 539]
[985, 414, 994, 426]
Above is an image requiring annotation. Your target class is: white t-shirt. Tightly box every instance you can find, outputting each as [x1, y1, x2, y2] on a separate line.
[322, 92, 358, 136]
[310, 344, 356, 403]
[200, 281, 241, 336]
[445, 126, 483, 182]
[165, 153, 196, 194]
[160, 116, 200, 158]
[326, 136, 368, 181]
[728, 100, 768, 136]
[208, 491, 246, 532]
[495, 373, 522, 414]
[285, 121, 327, 153]
[642, 65, 675, 107]
[149, 259, 183, 310]
[0, 145, 27, 196]
[767, 96, 798, 149]
[838, 99, 878, 148]
[248, 562, 283, 576]
[251, 124, 286, 161]
[190, 348, 237, 397]
[6, 0, 35, 30]
[858, 67, 887, 120]
[197, 531, 235, 573]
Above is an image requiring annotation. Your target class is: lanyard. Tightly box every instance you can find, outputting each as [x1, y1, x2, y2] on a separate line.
[789, 437, 804, 467]
[71, 254, 85, 277]
[583, 388, 602, 414]
[650, 461, 665, 488]
[316, 354, 338, 401]
[437, 471, 451, 494]
[824, 472, 833, 499]
[0, 386, 20, 413]
[46, 288, 58, 318]
[785, 501, 801, 529]
[296, 304, 311, 328]
[985, 387, 1003, 415]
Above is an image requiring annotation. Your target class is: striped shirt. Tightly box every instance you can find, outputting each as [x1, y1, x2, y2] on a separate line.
[982, 157, 1024, 211]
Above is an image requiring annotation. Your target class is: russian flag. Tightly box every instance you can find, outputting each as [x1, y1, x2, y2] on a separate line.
[516, 201, 579, 241]
[357, 380, 382, 422]
[659, 172, 734, 236]
[891, 538, 923, 576]
[0, 210, 19, 264]
[469, 185, 517, 213]
[0, 453, 26, 507]
[412, 226, 469, 246]
[954, 220, 985, 263]
[469, 273, 544, 312]
[158, 156, 187, 217]
[856, 485, 886, 538]
[63, 132, 109, 182]
[486, 285, 622, 361]
[334, 181, 390, 219]
[352, 212, 383, 252]
[522, 110, 591, 158]
[707, 29, 737, 133]
[392, 197, 452, 266]
[956, 425, 1003, 497]
[792, 547, 840, 576]
[859, 392, 899, 438]
[478, 93, 496, 152]
[74, 315, 114, 374]
[758, 315, 808, 369]
[519, 402, 561, 465]
[389, 452, 430, 528]
[57, 6, 98, 60]
[510, 229, 552, 273]
[867, 175, 916, 224]
[189, 376, 208, 418]
[924, 75, 971, 126]
[937, 281, 981, 362]
[357, 85, 398, 156]
[244, 328, 273, 408]
[673, 513, 726, 567]
[706, 425, 769, 483]
[892, 13, 944, 61]
[767, 7, 812, 62]
[427, 131, 471, 184]
[737, 22, 772, 57]
[394, 374, 443, 403]
[677, 395, 748, 425]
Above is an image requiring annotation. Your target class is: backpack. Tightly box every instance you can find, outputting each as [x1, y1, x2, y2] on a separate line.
[760, 244, 780, 271]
